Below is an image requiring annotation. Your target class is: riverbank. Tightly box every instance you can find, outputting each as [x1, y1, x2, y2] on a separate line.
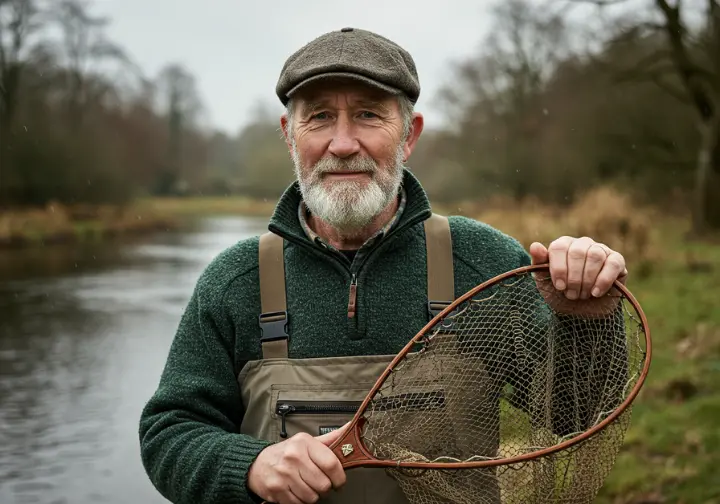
[0, 196, 277, 249]
[140, 195, 277, 217]
[0, 187, 670, 255]
[0, 201, 179, 249]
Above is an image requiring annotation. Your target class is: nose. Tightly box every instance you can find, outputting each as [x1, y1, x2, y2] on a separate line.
[327, 116, 360, 159]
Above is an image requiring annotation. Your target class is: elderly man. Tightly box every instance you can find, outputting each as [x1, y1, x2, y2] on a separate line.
[139, 28, 628, 504]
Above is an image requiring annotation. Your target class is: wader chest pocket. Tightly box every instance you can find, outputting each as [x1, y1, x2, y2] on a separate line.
[275, 400, 362, 438]
[271, 386, 373, 441]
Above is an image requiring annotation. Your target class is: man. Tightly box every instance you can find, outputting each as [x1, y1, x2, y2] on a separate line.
[139, 28, 628, 504]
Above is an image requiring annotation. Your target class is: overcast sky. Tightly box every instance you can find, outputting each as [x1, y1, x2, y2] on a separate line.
[91, 0, 501, 135]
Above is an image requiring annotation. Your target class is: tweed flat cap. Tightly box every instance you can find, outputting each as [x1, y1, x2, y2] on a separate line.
[276, 27, 420, 106]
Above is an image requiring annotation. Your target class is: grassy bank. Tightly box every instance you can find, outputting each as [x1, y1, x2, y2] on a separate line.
[139, 195, 277, 217]
[0, 195, 275, 249]
[0, 201, 180, 248]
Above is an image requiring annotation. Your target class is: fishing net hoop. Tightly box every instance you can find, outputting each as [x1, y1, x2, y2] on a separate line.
[328, 262, 652, 471]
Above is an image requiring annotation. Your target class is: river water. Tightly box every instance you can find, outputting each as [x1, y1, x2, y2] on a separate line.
[0, 216, 269, 504]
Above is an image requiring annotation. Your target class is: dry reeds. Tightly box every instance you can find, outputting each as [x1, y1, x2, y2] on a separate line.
[450, 185, 659, 270]
[0, 200, 177, 247]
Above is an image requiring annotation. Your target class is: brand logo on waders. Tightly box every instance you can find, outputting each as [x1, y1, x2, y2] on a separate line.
[318, 426, 340, 436]
[341, 444, 354, 456]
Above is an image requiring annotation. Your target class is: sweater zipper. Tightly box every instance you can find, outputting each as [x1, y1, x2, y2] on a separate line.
[268, 209, 430, 332]
[347, 273, 358, 319]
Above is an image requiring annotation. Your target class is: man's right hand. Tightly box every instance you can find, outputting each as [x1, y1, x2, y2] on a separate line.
[247, 426, 348, 504]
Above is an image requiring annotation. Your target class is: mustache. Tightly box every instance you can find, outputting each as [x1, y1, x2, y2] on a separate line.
[312, 156, 378, 174]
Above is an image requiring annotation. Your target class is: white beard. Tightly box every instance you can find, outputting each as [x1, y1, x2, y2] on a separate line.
[291, 141, 405, 233]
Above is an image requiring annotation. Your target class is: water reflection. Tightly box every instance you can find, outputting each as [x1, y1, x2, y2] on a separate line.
[0, 216, 268, 504]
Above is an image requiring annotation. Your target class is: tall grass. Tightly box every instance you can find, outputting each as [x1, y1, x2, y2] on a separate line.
[442, 186, 662, 276]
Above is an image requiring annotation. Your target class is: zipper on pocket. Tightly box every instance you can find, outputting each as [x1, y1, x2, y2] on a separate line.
[275, 400, 362, 438]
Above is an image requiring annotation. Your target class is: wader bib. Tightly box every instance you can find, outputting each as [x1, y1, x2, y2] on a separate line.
[236, 214, 455, 503]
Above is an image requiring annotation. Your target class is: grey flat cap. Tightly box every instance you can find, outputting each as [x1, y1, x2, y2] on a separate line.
[276, 27, 420, 106]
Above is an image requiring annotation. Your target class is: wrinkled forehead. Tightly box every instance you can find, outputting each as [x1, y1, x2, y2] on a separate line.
[293, 79, 399, 115]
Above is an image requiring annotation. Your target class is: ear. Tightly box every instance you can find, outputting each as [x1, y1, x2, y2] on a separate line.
[402, 112, 424, 162]
[280, 114, 292, 151]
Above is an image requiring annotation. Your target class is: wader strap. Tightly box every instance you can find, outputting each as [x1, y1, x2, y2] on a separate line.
[258, 232, 289, 359]
[424, 213, 455, 319]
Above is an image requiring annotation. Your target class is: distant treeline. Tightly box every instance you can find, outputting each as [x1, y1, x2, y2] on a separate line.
[1, 0, 718, 232]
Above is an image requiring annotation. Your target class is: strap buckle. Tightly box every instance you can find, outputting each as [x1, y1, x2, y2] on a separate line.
[427, 300, 456, 319]
[428, 300, 459, 334]
[259, 311, 289, 342]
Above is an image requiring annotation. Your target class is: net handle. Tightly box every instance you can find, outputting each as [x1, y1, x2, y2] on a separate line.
[329, 262, 652, 469]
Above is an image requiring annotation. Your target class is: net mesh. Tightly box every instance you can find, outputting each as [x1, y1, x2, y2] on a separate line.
[359, 269, 647, 504]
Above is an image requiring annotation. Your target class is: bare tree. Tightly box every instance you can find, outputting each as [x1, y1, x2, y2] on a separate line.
[0, 0, 38, 126]
[50, 0, 134, 128]
[0, 0, 41, 203]
[576, 0, 720, 234]
[436, 0, 571, 200]
[155, 63, 204, 195]
[656, 0, 720, 234]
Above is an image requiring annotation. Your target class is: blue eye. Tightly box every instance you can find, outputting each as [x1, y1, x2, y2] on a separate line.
[360, 111, 378, 119]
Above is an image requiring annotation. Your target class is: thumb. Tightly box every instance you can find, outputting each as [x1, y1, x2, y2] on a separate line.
[316, 422, 351, 446]
[529, 242, 549, 265]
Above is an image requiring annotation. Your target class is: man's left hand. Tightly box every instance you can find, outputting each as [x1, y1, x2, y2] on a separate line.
[529, 236, 628, 301]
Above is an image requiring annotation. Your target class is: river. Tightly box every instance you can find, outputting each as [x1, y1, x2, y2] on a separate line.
[0, 216, 269, 504]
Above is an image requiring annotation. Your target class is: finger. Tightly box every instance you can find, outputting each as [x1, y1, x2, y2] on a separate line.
[298, 459, 334, 497]
[288, 473, 320, 504]
[264, 482, 304, 504]
[565, 237, 595, 300]
[275, 489, 303, 504]
[580, 243, 607, 299]
[595, 244, 628, 284]
[592, 251, 626, 297]
[547, 236, 573, 291]
[529, 242, 548, 265]
[308, 442, 346, 490]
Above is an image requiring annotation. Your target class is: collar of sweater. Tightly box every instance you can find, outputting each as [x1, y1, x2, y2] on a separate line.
[267, 168, 434, 250]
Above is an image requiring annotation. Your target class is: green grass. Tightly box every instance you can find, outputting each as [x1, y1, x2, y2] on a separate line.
[594, 230, 720, 504]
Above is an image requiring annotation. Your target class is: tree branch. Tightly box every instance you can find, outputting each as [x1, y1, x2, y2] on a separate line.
[655, 0, 715, 119]
[616, 47, 673, 76]
[650, 72, 693, 104]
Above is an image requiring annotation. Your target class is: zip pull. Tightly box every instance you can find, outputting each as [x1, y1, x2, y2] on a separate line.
[347, 274, 357, 319]
[277, 403, 295, 438]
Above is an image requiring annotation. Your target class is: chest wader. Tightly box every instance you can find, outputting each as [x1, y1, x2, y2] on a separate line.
[237, 214, 455, 503]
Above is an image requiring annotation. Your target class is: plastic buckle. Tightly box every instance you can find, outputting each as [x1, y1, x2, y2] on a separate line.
[259, 311, 289, 342]
[428, 300, 453, 319]
[428, 300, 459, 333]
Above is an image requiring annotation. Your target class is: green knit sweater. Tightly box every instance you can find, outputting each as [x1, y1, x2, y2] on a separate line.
[138, 171, 533, 504]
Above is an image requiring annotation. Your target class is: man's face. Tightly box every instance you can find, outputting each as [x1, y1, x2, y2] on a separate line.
[281, 82, 423, 233]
